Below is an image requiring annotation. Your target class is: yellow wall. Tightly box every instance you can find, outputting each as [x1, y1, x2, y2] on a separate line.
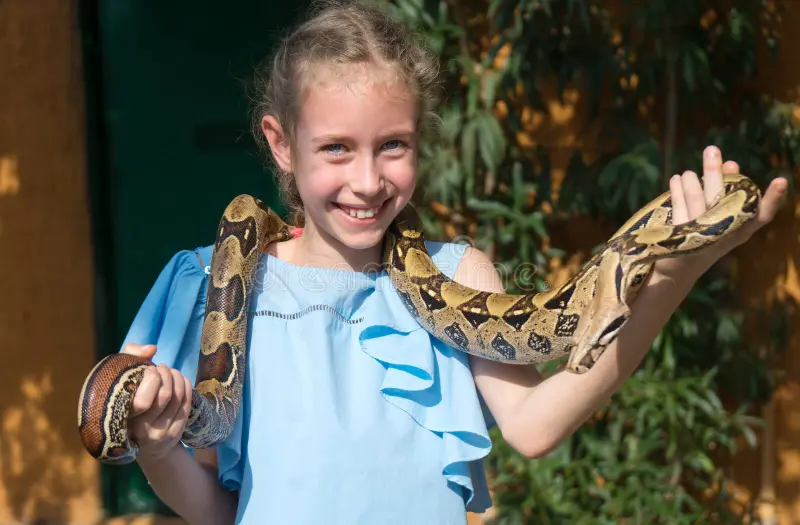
[0, 1, 104, 523]
[0, 1, 797, 524]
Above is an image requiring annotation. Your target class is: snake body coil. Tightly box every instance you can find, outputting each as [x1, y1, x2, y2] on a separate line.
[78, 196, 293, 463]
[78, 174, 761, 464]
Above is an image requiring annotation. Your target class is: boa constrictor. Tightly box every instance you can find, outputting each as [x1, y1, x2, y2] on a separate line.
[77, 173, 761, 464]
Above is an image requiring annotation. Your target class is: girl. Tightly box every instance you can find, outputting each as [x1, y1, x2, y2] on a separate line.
[118, 2, 787, 524]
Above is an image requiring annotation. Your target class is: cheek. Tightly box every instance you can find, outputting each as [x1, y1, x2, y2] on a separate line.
[294, 159, 340, 199]
[383, 157, 417, 196]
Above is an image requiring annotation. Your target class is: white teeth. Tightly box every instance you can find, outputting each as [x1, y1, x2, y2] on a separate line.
[341, 204, 380, 219]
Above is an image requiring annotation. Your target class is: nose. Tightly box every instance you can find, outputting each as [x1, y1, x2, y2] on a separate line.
[347, 155, 384, 197]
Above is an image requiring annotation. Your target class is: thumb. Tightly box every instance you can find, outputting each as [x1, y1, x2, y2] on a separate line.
[754, 176, 789, 228]
[121, 342, 157, 359]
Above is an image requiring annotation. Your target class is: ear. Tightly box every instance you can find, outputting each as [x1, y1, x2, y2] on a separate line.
[261, 115, 293, 173]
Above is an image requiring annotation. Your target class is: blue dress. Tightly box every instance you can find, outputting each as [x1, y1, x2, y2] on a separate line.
[121, 240, 495, 524]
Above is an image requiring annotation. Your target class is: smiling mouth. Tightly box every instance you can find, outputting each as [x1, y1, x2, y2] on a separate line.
[334, 201, 386, 220]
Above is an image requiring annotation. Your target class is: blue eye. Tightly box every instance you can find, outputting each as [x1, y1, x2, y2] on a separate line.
[324, 144, 345, 155]
[382, 140, 404, 151]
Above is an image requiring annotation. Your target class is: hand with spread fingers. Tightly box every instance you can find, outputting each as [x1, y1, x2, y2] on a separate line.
[654, 145, 788, 281]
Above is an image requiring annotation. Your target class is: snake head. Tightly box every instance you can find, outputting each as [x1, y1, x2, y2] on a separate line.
[565, 309, 630, 373]
[564, 250, 635, 374]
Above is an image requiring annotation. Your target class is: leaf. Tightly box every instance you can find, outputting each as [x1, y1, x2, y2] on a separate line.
[460, 119, 478, 195]
[483, 70, 500, 107]
[467, 197, 511, 218]
[512, 161, 524, 211]
[739, 424, 758, 449]
[440, 106, 463, 142]
[526, 211, 548, 238]
[476, 111, 507, 170]
[467, 70, 480, 117]
[687, 451, 715, 474]
[730, 7, 743, 42]
[627, 175, 640, 214]
[716, 315, 741, 344]
[546, 247, 567, 258]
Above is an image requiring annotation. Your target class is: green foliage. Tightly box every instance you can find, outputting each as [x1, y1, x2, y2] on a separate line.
[370, 0, 795, 522]
[485, 275, 788, 524]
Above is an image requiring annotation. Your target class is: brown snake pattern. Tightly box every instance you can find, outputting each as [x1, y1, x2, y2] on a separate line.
[77, 174, 760, 464]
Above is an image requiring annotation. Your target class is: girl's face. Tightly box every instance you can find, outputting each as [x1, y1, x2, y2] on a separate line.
[264, 65, 419, 255]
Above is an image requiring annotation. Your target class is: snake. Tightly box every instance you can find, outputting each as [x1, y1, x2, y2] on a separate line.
[77, 173, 761, 464]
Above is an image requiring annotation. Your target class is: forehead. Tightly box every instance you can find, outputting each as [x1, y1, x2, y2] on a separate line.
[295, 63, 418, 134]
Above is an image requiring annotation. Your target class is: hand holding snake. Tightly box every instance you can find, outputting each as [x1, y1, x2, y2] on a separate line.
[655, 147, 787, 280]
[77, 146, 787, 465]
[121, 343, 193, 461]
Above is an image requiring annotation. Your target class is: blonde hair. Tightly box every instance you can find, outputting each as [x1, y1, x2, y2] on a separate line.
[249, 0, 442, 226]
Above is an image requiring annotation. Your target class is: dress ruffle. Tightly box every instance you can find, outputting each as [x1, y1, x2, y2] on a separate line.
[120, 241, 494, 512]
[358, 290, 493, 512]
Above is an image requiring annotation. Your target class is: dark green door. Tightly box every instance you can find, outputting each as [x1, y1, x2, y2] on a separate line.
[79, 0, 309, 516]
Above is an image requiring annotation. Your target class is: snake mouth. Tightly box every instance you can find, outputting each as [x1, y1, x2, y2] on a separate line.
[566, 311, 629, 373]
[566, 344, 606, 374]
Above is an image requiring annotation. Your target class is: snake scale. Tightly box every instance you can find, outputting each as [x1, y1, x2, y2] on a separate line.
[78, 173, 761, 464]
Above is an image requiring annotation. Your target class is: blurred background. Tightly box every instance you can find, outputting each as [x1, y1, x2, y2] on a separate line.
[1, 0, 799, 523]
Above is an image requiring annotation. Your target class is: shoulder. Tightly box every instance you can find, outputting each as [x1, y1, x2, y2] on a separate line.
[446, 244, 546, 439]
[144, 244, 211, 298]
[421, 240, 505, 292]
[191, 244, 214, 272]
[120, 244, 215, 374]
[451, 245, 506, 294]
[422, 240, 468, 280]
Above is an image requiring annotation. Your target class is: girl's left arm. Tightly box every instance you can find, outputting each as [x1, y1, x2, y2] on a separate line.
[465, 251, 704, 459]
[459, 149, 787, 459]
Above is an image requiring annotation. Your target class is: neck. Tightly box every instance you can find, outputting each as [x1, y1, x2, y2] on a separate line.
[278, 219, 384, 274]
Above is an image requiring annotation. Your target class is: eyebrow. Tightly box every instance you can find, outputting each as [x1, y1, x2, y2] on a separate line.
[381, 129, 417, 141]
[311, 134, 350, 146]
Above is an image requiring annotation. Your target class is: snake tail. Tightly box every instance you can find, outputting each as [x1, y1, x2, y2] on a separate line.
[77, 353, 152, 465]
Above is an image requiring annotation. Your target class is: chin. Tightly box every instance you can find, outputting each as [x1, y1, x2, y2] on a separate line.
[331, 228, 387, 252]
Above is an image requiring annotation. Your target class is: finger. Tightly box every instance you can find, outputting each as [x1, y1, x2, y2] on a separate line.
[167, 369, 185, 413]
[681, 170, 707, 220]
[130, 366, 161, 417]
[153, 371, 186, 431]
[168, 404, 190, 435]
[154, 374, 192, 441]
[146, 365, 175, 422]
[702, 146, 724, 206]
[722, 160, 740, 174]
[166, 387, 192, 439]
[184, 376, 194, 413]
[670, 175, 689, 225]
[754, 177, 789, 227]
[172, 369, 188, 417]
[121, 343, 157, 359]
